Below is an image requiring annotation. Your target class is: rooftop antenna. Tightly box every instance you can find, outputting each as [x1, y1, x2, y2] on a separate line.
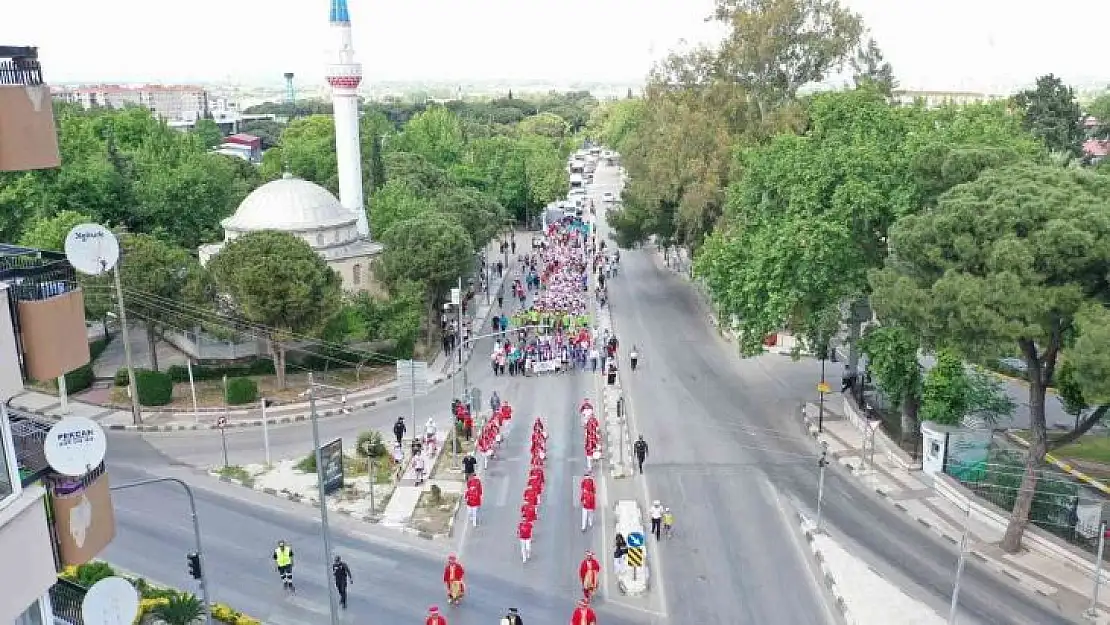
[283, 72, 296, 107]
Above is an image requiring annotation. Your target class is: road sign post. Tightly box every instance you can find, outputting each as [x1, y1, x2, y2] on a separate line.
[626, 531, 645, 580]
[396, 360, 429, 437]
[816, 441, 828, 533]
[216, 415, 228, 468]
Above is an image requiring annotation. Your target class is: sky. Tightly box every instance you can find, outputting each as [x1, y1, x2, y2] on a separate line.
[2, 0, 1109, 93]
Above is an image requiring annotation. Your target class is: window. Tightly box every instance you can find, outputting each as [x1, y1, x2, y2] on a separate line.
[352, 264, 362, 285]
[0, 406, 19, 504]
[13, 596, 48, 625]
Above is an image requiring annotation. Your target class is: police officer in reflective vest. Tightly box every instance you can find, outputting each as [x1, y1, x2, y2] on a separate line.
[273, 540, 294, 591]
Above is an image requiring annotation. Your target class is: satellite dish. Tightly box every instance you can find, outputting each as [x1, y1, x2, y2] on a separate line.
[64, 223, 120, 276]
[81, 576, 139, 625]
[44, 416, 107, 476]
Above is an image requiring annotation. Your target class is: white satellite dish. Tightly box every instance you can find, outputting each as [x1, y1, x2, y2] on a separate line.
[81, 576, 139, 625]
[64, 223, 120, 276]
[43, 416, 107, 476]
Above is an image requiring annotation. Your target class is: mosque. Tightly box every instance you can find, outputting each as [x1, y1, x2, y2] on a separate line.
[199, 0, 380, 293]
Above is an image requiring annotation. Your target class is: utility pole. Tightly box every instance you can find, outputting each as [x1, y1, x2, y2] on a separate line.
[816, 441, 828, 533]
[111, 478, 213, 625]
[307, 373, 340, 625]
[1085, 521, 1108, 620]
[113, 266, 142, 425]
[949, 505, 973, 624]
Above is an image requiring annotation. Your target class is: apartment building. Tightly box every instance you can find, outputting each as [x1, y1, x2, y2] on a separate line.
[1, 45, 116, 625]
[891, 89, 1006, 108]
[53, 83, 209, 122]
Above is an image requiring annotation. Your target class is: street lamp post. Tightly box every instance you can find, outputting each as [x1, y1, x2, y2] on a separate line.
[307, 373, 341, 625]
[111, 478, 214, 625]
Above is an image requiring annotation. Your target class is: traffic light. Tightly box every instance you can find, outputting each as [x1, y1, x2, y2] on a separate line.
[187, 552, 202, 580]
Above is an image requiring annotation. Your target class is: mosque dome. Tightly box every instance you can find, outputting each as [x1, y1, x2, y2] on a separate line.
[222, 173, 358, 233]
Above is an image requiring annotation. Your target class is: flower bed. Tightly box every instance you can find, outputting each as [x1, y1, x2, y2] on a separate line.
[60, 561, 260, 625]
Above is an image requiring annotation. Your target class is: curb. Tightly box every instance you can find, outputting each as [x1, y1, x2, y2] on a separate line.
[798, 514, 854, 625]
[836, 457, 1067, 602]
[212, 472, 456, 540]
[105, 393, 403, 431]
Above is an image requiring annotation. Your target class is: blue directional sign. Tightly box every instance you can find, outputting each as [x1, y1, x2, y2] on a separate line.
[627, 531, 645, 548]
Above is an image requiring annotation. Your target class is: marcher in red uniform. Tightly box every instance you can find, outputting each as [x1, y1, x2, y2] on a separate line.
[528, 469, 544, 495]
[464, 479, 482, 528]
[533, 417, 548, 439]
[443, 555, 465, 606]
[524, 484, 539, 507]
[581, 473, 596, 495]
[580, 399, 593, 414]
[521, 501, 537, 523]
[529, 466, 546, 488]
[579, 551, 601, 599]
[518, 518, 533, 563]
[580, 482, 596, 532]
[426, 606, 447, 625]
[585, 414, 599, 434]
[570, 599, 598, 625]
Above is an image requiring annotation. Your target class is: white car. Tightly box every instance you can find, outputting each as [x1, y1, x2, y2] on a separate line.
[602, 192, 615, 203]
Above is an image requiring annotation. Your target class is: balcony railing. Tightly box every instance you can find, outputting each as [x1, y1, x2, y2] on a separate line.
[49, 578, 88, 625]
[0, 244, 78, 304]
[0, 46, 43, 87]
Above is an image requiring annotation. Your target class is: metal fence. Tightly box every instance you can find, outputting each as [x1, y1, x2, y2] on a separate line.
[0, 244, 79, 303]
[946, 447, 1107, 555]
[49, 578, 87, 625]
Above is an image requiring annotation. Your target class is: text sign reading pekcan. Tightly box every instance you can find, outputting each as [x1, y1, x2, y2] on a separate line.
[82, 576, 140, 625]
[44, 417, 107, 476]
[64, 223, 120, 276]
[626, 531, 645, 548]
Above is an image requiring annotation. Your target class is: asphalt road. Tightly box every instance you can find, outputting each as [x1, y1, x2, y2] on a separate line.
[595, 163, 1072, 625]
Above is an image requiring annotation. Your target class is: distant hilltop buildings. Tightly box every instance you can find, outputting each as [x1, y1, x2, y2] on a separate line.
[891, 89, 1006, 108]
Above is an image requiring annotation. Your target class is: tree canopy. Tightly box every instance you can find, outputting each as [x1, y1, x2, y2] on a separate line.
[868, 164, 1110, 551]
[207, 230, 342, 388]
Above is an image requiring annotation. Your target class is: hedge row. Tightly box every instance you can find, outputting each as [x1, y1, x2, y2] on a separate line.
[61, 561, 261, 625]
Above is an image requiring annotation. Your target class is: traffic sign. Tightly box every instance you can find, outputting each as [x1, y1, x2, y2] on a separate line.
[396, 360, 430, 399]
[626, 531, 644, 548]
[216, 415, 227, 429]
[817, 381, 831, 394]
[626, 546, 644, 567]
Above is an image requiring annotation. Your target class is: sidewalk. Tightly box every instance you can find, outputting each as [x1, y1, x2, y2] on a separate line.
[800, 514, 945, 625]
[807, 401, 1110, 624]
[8, 236, 515, 432]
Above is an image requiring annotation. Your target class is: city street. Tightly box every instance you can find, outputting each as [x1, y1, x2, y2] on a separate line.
[97, 160, 1075, 625]
[593, 158, 1072, 625]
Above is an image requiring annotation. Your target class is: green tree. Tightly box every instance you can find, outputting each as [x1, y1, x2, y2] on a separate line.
[369, 179, 435, 237]
[434, 186, 506, 248]
[18, 210, 93, 251]
[130, 150, 247, 249]
[117, 234, 202, 371]
[208, 230, 342, 389]
[463, 136, 530, 220]
[1012, 74, 1084, 157]
[850, 38, 896, 96]
[920, 349, 971, 426]
[238, 119, 284, 148]
[192, 118, 224, 148]
[858, 325, 922, 440]
[1088, 93, 1110, 139]
[517, 112, 569, 139]
[518, 135, 569, 220]
[260, 115, 339, 191]
[377, 213, 474, 340]
[150, 592, 204, 625]
[393, 107, 466, 169]
[867, 164, 1110, 552]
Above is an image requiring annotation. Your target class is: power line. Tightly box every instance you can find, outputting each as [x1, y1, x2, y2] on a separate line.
[76, 281, 401, 367]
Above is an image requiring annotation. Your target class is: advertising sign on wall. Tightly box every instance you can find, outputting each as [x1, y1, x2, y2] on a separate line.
[320, 438, 344, 496]
[53, 472, 116, 566]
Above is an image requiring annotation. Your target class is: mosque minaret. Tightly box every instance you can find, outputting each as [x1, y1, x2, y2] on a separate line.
[325, 0, 368, 237]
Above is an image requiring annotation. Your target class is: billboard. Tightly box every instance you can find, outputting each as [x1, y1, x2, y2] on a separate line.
[320, 438, 344, 496]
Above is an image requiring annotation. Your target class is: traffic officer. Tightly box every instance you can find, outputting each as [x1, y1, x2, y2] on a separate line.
[273, 540, 294, 591]
[332, 555, 352, 608]
[634, 435, 648, 474]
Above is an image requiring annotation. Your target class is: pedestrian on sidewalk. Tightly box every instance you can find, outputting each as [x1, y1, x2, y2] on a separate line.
[462, 452, 477, 480]
[393, 417, 406, 447]
[413, 454, 426, 486]
[633, 435, 648, 474]
[332, 555, 352, 608]
[649, 500, 664, 540]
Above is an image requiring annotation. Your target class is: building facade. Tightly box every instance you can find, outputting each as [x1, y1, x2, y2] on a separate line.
[53, 84, 209, 122]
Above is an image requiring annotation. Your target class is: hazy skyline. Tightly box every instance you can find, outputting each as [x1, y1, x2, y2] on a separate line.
[3, 0, 1109, 93]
